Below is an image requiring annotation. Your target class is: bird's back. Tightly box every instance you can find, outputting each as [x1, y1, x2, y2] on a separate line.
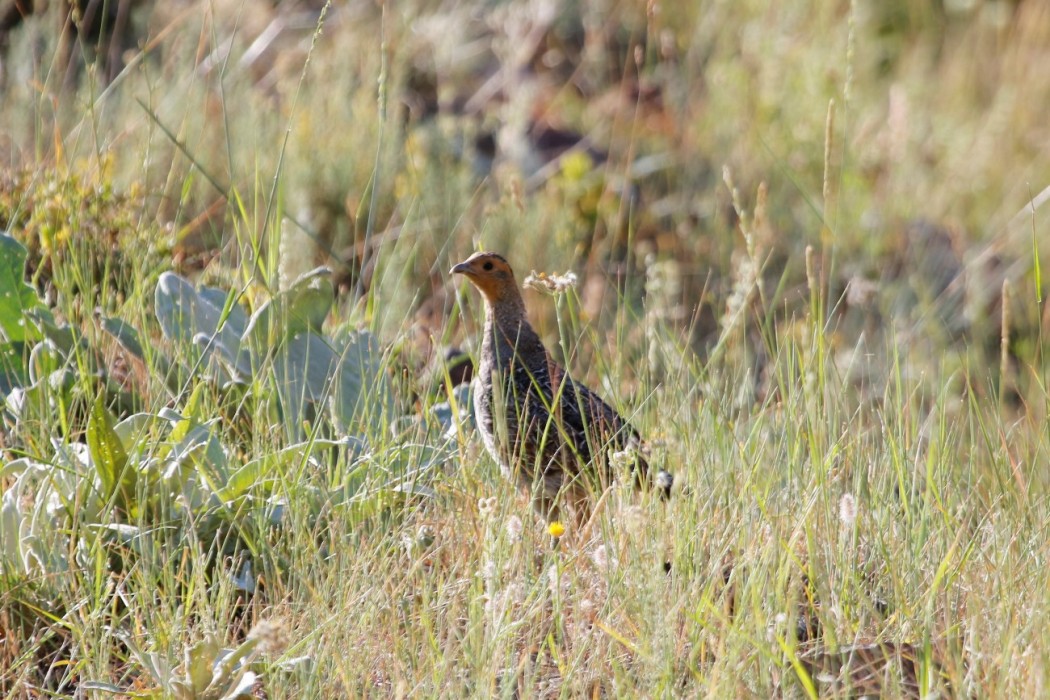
[475, 314, 647, 502]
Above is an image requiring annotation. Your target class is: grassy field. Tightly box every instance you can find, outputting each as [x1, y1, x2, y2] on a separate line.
[2, 0, 1050, 696]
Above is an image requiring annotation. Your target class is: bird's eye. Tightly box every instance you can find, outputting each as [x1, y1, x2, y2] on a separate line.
[483, 261, 494, 271]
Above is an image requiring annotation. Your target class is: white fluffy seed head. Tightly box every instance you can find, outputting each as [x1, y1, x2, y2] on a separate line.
[839, 493, 858, 527]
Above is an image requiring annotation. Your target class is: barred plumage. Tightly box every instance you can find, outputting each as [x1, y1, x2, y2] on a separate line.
[451, 251, 667, 516]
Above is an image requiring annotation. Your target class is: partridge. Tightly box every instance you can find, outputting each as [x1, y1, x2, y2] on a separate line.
[451, 251, 670, 516]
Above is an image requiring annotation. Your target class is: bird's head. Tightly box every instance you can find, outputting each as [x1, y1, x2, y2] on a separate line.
[450, 251, 520, 305]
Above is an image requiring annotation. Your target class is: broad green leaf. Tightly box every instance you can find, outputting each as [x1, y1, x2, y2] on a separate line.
[271, 328, 393, 438]
[99, 316, 145, 359]
[100, 316, 180, 394]
[6, 460, 71, 575]
[155, 272, 248, 376]
[216, 460, 272, 503]
[160, 389, 230, 492]
[114, 413, 158, 450]
[87, 394, 135, 515]
[24, 308, 74, 354]
[285, 266, 334, 332]
[215, 438, 353, 502]
[241, 266, 333, 350]
[199, 285, 249, 337]
[221, 670, 258, 699]
[0, 341, 29, 395]
[0, 233, 47, 343]
[28, 339, 64, 385]
[165, 419, 229, 489]
[1, 465, 29, 565]
[273, 330, 338, 436]
[184, 636, 221, 694]
[334, 330, 394, 429]
[178, 381, 208, 429]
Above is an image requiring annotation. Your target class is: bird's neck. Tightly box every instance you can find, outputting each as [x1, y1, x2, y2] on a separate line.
[482, 298, 541, 368]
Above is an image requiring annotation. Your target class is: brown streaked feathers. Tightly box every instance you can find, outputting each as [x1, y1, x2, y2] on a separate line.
[451, 251, 670, 516]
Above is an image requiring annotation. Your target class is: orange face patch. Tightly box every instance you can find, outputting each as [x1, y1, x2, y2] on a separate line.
[451, 252, 517, 302]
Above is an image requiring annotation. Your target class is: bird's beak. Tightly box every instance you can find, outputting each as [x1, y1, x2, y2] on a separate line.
[450, 261, 471, 276]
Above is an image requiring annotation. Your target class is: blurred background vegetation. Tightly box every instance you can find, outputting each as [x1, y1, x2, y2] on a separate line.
[1, 0, 1046, 394]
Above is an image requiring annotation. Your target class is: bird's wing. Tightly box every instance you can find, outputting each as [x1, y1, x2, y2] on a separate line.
[541, 354, 641, 457]
[511, 347, 653, 485]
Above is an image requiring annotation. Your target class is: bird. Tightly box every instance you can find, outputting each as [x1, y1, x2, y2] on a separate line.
[450, 251, 671, 518]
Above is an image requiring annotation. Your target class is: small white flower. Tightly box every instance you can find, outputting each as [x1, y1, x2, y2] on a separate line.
[504, 515, 523, 542]
[553, 272, 578, 292]
[579, 598, 597, 623]
[590, 544, 616, 570]
[547, 564, 568, 595]
[523, 270, 578, 295]
[248, 619, 290, 655]
[839, 493, 858, 527]
[846, 276, 879, 308]
[478, 496, 498, 517]
[608, 447, 637, 471]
